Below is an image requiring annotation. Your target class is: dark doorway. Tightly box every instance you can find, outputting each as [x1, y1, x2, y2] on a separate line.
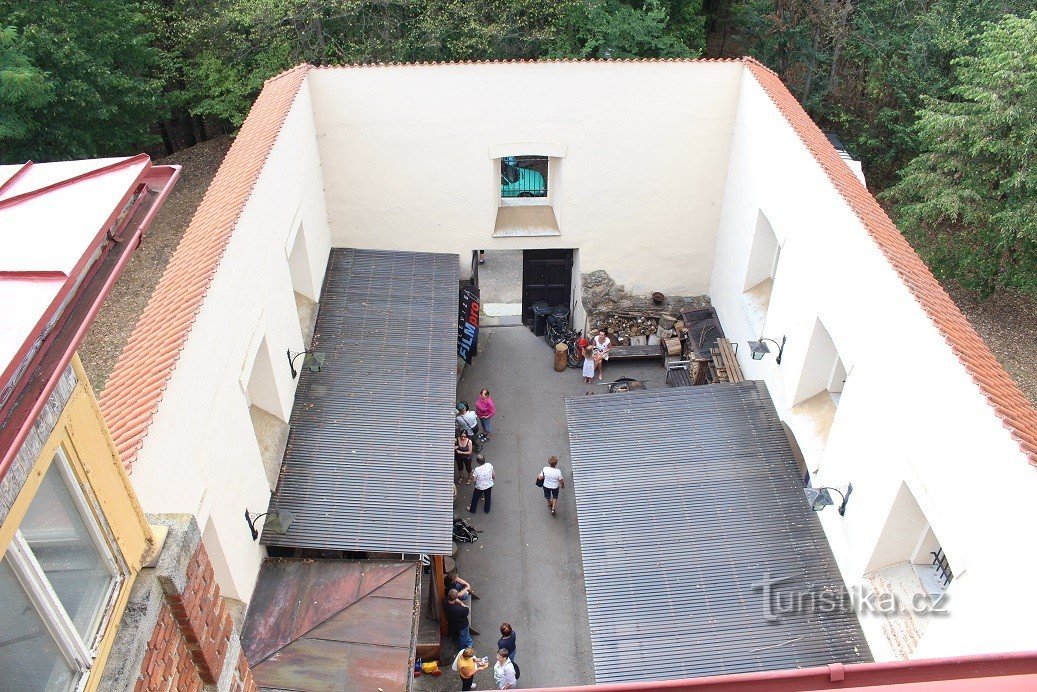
[522, 249, 573, 323]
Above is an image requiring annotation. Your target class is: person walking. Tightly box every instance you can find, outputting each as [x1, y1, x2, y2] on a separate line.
[497, 623, 517, 663]
[444, 589, 473, 649]
[469, 454, 495, 514]
[454, 647, 489, 691]
[493, 649, 518, 689]
[476, 389, 495, 441]
[455, 431, 474, 484]
[537, 456, 565, 515]
[582, 346, 596, 384]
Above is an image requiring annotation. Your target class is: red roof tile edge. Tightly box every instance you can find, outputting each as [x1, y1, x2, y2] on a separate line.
[308, 56, 741, 68]
[741, 57, 1037, 468]
[98, 63, 313, 469]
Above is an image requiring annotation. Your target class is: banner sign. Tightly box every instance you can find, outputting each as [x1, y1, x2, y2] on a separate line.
[458, 285, 480, 364]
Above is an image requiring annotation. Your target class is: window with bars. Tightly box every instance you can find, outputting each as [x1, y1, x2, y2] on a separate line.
[0, 448, 125, 690]
[500, 155, 548, 198]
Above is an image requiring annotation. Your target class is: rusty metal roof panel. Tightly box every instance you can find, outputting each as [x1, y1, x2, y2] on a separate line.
[263, 248, 458, 554]
[564, 382, 870, 684]
[242, 558, 418, 691]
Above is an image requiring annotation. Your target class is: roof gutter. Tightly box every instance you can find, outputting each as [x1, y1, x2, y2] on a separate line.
[529, 651, 1037, 691]
[0, 163, 180, 482]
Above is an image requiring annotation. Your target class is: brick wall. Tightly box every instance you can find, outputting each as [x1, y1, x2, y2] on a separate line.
[100, 515, 258, 692]
[136, 604, 202, 692]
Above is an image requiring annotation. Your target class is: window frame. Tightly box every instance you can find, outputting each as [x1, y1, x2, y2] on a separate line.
[3, 446, 128, 687]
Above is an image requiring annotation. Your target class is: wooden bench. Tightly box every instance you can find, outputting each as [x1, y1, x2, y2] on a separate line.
[709, 338, 744, 383]
[606, 343, 666, 366]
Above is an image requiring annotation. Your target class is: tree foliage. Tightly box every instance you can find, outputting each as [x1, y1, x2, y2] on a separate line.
[0, 26, 54, 142]
[0, 0, 163, 162]
[886, 11, 1037, 295]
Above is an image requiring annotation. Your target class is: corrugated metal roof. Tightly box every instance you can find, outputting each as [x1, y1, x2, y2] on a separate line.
[565, 382, 870, 684]
[263, 248, 458, 554]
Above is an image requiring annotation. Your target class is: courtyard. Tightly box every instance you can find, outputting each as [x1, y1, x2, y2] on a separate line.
[437, 325, 662, 688]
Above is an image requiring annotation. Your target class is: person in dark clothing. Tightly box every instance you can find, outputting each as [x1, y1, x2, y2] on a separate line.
[444, 569, 480, 602]
[444, 589, 473, 648]
[497, 622, 517, 663]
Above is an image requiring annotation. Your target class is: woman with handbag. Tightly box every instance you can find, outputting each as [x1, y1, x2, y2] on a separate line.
[536, 456, 565, 515]
[453, 647, 488, 690]
[455, 432, 474, 485]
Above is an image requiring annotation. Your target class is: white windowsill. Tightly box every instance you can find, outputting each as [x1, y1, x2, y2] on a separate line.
[740, 278, 773, 334]
[787, 391, 837, 464]
[493, 206, 560, 238]
[500, 196, 550, 207]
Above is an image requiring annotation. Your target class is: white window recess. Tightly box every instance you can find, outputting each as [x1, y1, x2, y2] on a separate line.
[490, 144, 565, 237]
[864, 484, 954, 659]
[244, 337, 290, 491]
[287, 221, 318, 342]
[741, 211, 780, 332]
[787, 320, 846, 459]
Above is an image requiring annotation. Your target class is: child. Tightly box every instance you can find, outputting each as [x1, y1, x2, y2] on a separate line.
[582, 347, 597, 384]
[476, 388, 495, 441]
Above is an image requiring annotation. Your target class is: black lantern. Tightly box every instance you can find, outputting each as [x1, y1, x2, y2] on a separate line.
[804, 484, 853, 516]
[287, 349, 325, 378]
[245, 509, 295, 540]
[748, 336, 786, 364]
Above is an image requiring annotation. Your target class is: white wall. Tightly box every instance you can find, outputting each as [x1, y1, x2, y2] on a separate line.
[710, 72, 1037, 660]
[127, 80, 332, 602]
[308, 61, 743, 297]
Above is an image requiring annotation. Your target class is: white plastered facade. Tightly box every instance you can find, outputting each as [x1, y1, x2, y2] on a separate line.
[709, 72, 1037, 659]
[126, 80, 332, 601]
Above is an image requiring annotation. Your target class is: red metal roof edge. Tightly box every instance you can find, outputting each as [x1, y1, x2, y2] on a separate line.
[0, 162, 181, 484]
[0, 156, 157, 398]
[531, 650, 1037, 691]
[0, 153, 152, 210]
[0, 161, 33, 197]
[99, 64, 312, 468]
[741, 57, 1037, 468]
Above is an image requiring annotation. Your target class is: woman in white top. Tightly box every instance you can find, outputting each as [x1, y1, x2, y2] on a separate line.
[592, 330, 612, 381]
[537, 455, 565, 515]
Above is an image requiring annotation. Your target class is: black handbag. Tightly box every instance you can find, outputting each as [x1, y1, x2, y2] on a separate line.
[535, 475, 544, 488]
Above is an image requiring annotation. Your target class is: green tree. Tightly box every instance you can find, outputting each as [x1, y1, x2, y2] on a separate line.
[0, 0, 164, 162]
[887, 11, 1037, 294]
[0, 26, 54, 143]
[547, 0, 699, 59]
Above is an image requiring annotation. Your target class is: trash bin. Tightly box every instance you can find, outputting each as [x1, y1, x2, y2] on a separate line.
[550, 305, 570, 328]
[531, 302, 551, 336]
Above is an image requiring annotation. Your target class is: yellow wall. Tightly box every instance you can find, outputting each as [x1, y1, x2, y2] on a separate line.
[0, 354, 152, 691]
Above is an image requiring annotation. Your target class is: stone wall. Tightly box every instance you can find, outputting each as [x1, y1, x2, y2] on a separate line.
[581, 270, 710, 320]
[100, 514, 258, 692]
[0, 365, 76, 525]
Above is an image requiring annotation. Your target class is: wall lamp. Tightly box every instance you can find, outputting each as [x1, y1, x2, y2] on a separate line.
[804, 484, 853, 516]
[287, 349, 325, 379]
[244, 509, 294, 541]
[748, 336, 786, 364]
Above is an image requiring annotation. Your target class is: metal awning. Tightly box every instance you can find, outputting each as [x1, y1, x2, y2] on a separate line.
[565, 382, 870, 684]
[263, 248, 458, 554]
[241, 559, 418, 690]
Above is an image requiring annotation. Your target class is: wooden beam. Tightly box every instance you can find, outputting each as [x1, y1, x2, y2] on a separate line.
[432, 554, 448, 636]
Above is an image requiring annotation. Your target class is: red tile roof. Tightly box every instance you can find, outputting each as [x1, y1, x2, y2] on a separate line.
[99, 64, 312, 468]
[100, 57, 1037, 471]
[742, 57, 1037, 467]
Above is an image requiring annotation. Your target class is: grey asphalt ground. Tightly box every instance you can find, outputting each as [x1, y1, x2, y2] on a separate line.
[422, 326, 663, 690]
[477, 250, 524, 304]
